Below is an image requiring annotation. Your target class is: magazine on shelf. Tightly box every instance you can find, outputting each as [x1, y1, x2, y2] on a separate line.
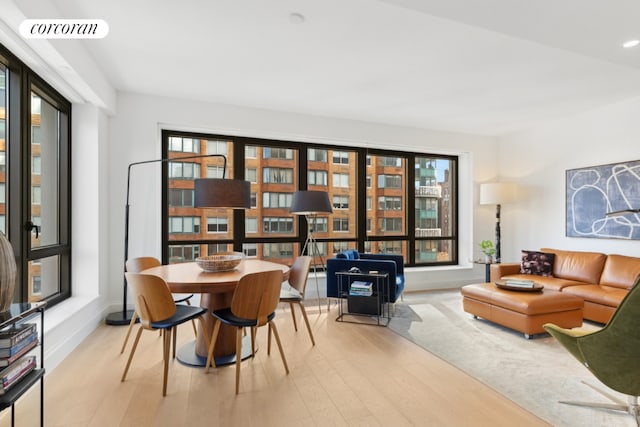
[0, 355, 37, 395]
[0, 338, 38, 368]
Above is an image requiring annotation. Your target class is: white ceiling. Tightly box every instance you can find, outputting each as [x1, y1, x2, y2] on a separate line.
[10, 0, 640, 135]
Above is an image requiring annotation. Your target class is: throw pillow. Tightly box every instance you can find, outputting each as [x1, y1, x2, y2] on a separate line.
[520, 250, 555, 277]
[336, 250, 360, 260]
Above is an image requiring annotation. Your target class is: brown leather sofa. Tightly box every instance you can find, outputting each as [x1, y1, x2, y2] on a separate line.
[490, 248, 640, 324]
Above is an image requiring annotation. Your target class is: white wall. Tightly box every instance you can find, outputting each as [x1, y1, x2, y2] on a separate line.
[44, 104, 110, 370]
[107, 92, 499, 307]
[498, 96, 640, 262]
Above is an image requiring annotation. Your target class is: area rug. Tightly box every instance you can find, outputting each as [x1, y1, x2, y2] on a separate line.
[388, 290, 635, 427]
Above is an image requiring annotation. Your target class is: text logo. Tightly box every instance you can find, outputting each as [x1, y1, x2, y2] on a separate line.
[20, 19, 109, 39]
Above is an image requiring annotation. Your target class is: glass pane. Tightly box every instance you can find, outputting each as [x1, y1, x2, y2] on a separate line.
[30, 92, 60, 247]
[366, 240, 406, 256]
[324, 149, 356, 239]
[167, 137, 236, 252]
[415, 239, 453, 263]
[243, 242, 297, 266]
[28, 256, 59, 302]
[367, 154, 406, 237]
[168, 244, 201, 263]
[0, 64, 6, 234]
[414, 157, 453, 237]
[245, 145, 297, 239]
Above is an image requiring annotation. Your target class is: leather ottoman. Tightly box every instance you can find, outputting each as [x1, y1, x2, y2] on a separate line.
[460, 282, 583, 338]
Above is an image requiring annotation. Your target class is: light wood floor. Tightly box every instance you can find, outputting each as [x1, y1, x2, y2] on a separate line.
[3, 298, 548, 426]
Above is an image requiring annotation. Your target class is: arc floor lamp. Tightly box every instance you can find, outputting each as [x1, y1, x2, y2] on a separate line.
[106, 154, 250, 326]
[290, 190, 333, 312]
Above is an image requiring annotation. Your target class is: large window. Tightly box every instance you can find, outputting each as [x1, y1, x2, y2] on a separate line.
[1, 43, 72, 306]
[161, 131, 458, 268]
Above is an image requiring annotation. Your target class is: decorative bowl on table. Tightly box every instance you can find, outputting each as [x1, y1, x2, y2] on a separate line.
[196, 252, 244, 272]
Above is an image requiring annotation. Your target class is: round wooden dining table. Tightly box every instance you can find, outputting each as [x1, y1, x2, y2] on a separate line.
[142, 259, 290, 367]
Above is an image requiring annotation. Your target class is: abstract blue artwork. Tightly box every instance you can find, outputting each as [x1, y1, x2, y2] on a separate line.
[566, 160, 640, 239]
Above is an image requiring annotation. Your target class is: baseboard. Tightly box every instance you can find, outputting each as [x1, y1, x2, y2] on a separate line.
[42, 296, 107, 371]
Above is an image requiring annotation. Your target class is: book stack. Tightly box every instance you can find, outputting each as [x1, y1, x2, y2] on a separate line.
[504, 279, 537, 289]
[0, 323, 39, 392]
[349, 281, 373, 297]
[0, 355, 37, 395]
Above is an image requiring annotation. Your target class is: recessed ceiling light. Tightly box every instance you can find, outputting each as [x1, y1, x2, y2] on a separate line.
[289, 13, 305, 24]
[622, 39, 640, 48]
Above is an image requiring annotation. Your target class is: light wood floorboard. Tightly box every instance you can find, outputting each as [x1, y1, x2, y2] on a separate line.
[1, 299, 549, 426]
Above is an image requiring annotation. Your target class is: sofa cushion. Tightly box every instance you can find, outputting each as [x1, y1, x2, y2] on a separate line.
[599, 254, 640, 290]
[540, 248, 606, 284]
[499, 273, 586, 291]
[520, 250, 555, 277]
[561, 284, 628, 308]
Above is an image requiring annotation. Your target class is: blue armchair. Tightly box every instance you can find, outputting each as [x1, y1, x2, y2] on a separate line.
[326, 250, 405, 303]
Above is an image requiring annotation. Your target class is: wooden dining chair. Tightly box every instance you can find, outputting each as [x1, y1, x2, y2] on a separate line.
[279, 256, 315, 346]
[121, 272, 208, 396]
[204, 269, 289, 394]
[120, 257, 196, 354]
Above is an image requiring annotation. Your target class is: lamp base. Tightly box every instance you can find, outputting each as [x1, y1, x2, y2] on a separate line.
[105, 309, 137, 326]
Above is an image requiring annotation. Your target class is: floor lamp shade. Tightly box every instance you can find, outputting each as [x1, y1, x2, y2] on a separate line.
[479, 182, 517, 206]
[194, 178, 251, 209]
[290, 191, 333, 215]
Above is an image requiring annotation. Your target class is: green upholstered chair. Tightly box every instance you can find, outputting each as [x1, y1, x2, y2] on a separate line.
[544, 275, 640, 425]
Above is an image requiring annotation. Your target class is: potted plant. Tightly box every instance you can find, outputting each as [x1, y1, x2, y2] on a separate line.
[479, 240, 496, 263]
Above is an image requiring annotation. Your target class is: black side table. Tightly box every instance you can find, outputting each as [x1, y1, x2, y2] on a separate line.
[335, 271, 390, 326]
[474, 261, 494, 282]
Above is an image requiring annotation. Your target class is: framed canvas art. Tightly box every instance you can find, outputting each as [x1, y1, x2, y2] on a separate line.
[566, 160, 640, 239]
